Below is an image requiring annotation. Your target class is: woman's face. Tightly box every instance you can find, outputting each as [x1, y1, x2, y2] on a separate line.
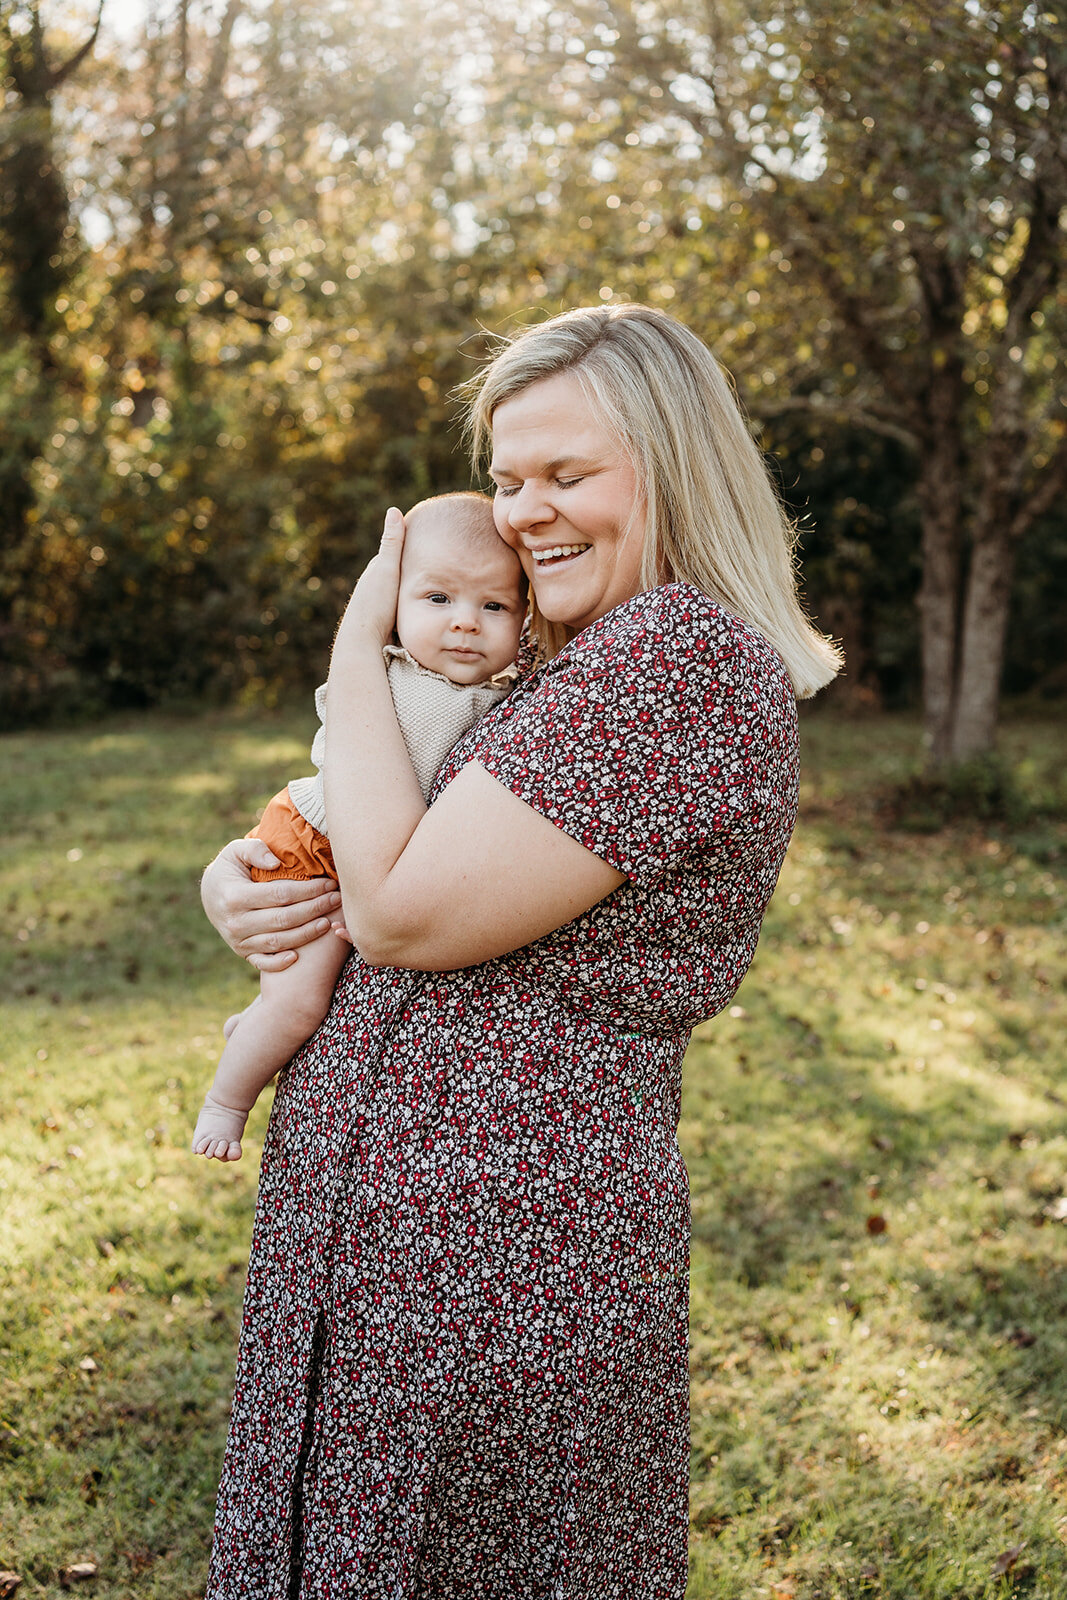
[488, 371, 647, 635]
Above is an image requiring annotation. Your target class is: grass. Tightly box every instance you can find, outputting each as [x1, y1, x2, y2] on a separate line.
[2, 701, 1066, 1599]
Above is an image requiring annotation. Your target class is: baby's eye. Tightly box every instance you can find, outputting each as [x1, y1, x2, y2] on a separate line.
[483, 601, 503, 612]
[427, 592, 450, 605]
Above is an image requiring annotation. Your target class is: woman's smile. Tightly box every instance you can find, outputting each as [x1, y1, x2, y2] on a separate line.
[489, 372, 647, 633]
[530, 542, 592, 567]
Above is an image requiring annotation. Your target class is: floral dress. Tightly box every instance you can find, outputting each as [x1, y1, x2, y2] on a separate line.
[206, 583, 800, 1600]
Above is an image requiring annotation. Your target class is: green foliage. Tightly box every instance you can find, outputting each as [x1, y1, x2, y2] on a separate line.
[2, 705, 1065, 1596]
[0, 0, 1064, 742]
[472, 0, 1067, 760]
[889, 759, 1022, 832]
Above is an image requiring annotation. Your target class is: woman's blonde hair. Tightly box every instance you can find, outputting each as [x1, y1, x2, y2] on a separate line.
[460, 303, 842, 698]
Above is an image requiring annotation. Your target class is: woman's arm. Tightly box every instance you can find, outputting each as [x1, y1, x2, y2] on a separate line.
[339, 761, 625, 970]
[324, 510, 625, 972]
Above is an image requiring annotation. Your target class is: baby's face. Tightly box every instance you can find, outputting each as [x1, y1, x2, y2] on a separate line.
[395, 524, 526, 685]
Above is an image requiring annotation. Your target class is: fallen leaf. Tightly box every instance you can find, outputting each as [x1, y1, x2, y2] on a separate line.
[992, 1544, 1025, 1577]
[866, 1214, 888, 1236]
[1044, 1196, 1067, 1221]
[0, 1574, 21, 1598]
[59, 1565, 97, 1587]
[78, 1357, 98, 1373]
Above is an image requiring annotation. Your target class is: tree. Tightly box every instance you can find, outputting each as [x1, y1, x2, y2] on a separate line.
[486, 0, 1067, 765]
[0, 1, 101, 545]
[0, 0, 471, 718]
[0, 0, 101, 348]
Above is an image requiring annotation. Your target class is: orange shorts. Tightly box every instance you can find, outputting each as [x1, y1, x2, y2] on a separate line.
[246, 787, 336, 881]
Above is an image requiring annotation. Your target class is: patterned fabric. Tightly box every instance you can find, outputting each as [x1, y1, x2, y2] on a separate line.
[206, 583, 800, 1599]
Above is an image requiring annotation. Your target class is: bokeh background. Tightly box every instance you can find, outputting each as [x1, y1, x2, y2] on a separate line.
[1, 0, 1064, 758]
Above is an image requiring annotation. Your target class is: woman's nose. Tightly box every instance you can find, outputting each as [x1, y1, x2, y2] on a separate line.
[504, 482, 554, 532]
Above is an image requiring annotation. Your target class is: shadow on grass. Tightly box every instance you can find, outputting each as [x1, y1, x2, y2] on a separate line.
[685, 1021, 1067, 1414]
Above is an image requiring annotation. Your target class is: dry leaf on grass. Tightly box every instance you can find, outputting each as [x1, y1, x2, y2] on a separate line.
[991, 1544, 1026, 1577]
[59, 1564, 98, 1587]
[0, 1574, 21, 1598]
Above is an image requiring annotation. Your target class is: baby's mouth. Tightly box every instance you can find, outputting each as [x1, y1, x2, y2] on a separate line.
[530, 543, 591, 568]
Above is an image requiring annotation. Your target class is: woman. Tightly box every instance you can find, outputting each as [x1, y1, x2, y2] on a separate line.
[201, 303, 841, 1598]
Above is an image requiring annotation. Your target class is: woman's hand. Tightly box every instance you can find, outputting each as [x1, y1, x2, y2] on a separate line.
[201, 838, 343, 972]
[335, 507, 406, 650]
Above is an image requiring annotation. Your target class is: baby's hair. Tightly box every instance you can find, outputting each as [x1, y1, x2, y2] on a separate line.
[404, 492, 527, 597]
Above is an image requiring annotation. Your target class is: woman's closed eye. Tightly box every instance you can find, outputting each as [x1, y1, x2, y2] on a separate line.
[494, 476, 585, 496]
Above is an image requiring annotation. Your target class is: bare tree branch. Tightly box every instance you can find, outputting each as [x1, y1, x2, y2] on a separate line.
[197, 0, 243, 129]
[753, 394, 921, 450]
[51, 0, 104, 87]
[1009, 427, 1067, 542]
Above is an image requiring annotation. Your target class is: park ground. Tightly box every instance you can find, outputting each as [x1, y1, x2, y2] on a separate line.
[1, 702, 1065, 1599]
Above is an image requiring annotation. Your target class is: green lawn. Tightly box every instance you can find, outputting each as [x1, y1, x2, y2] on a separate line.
[2, 703, 1065, 1598]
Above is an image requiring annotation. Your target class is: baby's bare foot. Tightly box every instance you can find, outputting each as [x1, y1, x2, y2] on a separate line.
[192, 1094, 249, 1162]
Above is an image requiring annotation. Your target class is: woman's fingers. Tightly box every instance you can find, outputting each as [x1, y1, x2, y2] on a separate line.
[202, 838, 342, 959]
[335, 507, 406, 648]
[239, 898, 339, 948]
[379, 505, 405, 557]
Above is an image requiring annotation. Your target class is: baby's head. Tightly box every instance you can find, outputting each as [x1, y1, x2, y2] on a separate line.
[396, 492, 527, 685]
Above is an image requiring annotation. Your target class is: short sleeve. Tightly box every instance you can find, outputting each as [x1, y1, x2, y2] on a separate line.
[476, 586, 799, 890]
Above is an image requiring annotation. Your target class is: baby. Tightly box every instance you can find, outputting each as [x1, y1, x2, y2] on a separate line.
[192, 492, 527, 1160]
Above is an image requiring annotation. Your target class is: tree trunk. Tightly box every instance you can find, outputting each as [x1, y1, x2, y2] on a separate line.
[916, 474, 963, 769]
[950, 529, 1017, 763]
[913, 331, 972, 769]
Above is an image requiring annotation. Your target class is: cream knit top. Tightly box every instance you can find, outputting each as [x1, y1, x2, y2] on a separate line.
[286, 645, 515, 833]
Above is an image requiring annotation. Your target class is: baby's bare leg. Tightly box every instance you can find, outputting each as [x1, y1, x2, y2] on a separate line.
[192, 932, 349, 1161]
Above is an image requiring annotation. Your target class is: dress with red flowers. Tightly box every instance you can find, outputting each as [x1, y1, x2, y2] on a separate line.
[206, 583, 799, 1600]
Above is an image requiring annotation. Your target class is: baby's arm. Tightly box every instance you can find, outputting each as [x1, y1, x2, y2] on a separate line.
[192, 930, 349, 1161]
